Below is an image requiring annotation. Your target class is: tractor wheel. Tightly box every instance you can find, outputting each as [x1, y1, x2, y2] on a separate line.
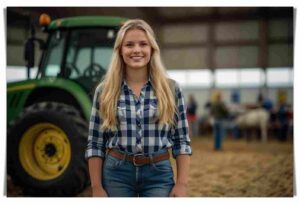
[7, 102, 89, 196]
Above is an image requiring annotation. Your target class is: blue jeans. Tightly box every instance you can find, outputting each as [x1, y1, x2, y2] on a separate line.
[102, 149, 175, 197]
[213, 120, 225, 150]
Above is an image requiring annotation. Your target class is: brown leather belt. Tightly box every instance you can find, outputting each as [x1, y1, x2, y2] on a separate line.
[107, 149, 170, 166]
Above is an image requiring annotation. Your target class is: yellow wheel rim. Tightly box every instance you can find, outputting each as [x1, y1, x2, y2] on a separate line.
[19, 123, 71, 180]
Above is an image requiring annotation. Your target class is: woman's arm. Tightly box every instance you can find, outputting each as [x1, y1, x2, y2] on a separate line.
[88, 157, 107, 197]
[169, 82, 192, 197]
[169, 154, 190, 197]
[85, 85, 108, 197]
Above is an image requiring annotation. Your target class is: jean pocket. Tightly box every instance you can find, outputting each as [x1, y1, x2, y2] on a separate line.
[151, 159, 173, 172]
[104, 154, 124, 169]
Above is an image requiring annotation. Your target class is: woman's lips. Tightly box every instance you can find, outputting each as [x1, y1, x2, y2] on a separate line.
[130, 56, 143, 60]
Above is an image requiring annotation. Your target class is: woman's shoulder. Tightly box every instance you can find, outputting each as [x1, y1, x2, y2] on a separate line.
[168, 78, 183, 94]
[92, 82, 104, 97]
[167, 78, 180, 89]
[167, 78, 185, 102]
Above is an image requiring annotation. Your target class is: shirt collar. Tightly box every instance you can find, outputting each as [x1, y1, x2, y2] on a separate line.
[121, 78, 152, 90]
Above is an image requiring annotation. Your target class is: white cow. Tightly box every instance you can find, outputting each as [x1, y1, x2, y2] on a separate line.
[235, 108, 270, 143]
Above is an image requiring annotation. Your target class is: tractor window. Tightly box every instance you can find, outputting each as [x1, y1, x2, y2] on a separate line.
[67, 47, 112, 78]
[74, 48, 91, 73]
[94, 47, 113, 68]
[65, 28, 116, 91]
[66, 28, 115, 79]
[42, 30, 66, 77]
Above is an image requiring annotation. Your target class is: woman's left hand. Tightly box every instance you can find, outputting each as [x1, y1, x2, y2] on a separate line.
[169, 183, 187, 197]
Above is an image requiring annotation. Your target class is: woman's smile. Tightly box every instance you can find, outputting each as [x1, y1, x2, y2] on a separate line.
[130, 56, 144, 61]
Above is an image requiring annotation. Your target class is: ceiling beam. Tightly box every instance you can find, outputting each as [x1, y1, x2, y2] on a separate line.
[161, 37, 293, 49]
[138, 7, 162, 25]
[158, 7, 293, 24]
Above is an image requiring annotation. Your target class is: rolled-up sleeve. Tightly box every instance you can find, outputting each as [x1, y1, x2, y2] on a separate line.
[171, 82, 192, 158]
[85, 85, 107, 159]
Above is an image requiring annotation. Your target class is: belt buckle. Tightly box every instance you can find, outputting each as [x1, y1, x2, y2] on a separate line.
[133, 153, 144, 166]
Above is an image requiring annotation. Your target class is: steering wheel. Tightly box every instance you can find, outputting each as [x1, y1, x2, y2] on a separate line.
[65, 63, 80, 76]
[83, 63, 106, 78]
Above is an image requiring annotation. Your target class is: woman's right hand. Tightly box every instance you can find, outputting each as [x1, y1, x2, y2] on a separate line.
[92, 186, 108, 197]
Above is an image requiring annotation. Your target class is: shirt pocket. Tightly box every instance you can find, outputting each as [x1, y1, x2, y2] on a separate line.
[145, 99, 159, 123]
[117, 100, 127, 123]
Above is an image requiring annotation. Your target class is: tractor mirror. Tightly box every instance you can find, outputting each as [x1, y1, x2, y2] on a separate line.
[24, 38, 35, 68]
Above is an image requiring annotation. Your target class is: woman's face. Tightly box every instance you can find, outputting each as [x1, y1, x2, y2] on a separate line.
[121, 29, 152, 71]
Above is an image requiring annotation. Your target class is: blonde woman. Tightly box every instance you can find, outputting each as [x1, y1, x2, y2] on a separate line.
[85, 19, 192, 197]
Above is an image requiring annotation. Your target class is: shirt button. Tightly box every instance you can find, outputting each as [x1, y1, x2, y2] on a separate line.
[137, 121, 141, 127]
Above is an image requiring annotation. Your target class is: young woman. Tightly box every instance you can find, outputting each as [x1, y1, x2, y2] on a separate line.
[85, 19, 192, 197]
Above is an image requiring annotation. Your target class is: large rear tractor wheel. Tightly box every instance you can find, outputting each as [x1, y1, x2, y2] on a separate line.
[7, 102, 89, 196]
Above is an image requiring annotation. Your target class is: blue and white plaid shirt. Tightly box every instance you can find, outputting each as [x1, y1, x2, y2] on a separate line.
[85, 79, 192, 159]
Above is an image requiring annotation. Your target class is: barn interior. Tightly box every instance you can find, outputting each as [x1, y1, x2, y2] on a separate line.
[6, 7, 294, 197]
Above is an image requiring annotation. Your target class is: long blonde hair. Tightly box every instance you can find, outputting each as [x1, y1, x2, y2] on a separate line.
[99, 19, 176, 131]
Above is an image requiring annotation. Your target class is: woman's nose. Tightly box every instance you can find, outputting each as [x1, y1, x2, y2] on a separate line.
[133, 45, 141, 53]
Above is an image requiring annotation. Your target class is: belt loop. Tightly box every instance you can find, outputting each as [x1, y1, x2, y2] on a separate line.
[122, 152, 127, 161]
[149, 154, 154, 164]
[105, 148, 110, 156]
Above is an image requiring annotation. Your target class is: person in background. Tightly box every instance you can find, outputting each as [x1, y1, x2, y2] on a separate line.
[210, 91, 228, 150]
[187, 94, 198, 138]
[277, 101, 289, 141]
[277, 90, 289, 142]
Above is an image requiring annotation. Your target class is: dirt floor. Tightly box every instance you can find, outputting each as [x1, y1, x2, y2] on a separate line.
[7, 135, 294, 197]
[184, 136, 293, 197]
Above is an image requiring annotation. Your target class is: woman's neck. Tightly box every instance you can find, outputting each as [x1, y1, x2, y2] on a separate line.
[125, 66, 149, 85]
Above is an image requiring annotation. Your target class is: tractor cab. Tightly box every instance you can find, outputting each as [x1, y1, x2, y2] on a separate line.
[39, 25, 117, 94]
[26, 14, 125, 95]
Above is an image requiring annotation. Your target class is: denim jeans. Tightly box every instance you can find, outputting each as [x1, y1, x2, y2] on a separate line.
[213, 120, 225, 150]
[102, 149, 175, 197]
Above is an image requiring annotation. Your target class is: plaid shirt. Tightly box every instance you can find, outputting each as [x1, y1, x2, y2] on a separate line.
[85, 79, 192, 159]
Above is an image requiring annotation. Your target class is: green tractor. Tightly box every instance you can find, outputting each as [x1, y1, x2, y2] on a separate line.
[7, 14, 126, 196]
